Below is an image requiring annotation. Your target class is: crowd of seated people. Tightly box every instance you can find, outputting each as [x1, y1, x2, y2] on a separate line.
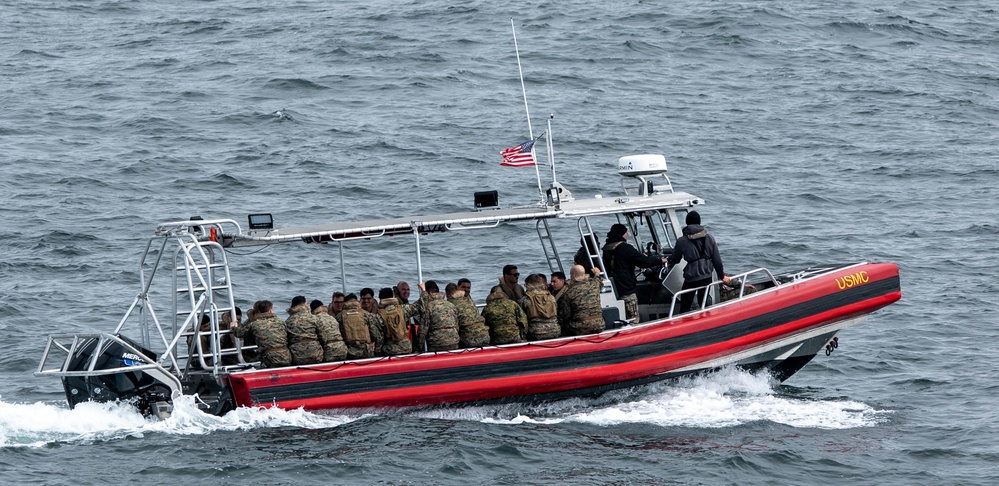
[202, 260, 604, 368]
[191, 219, 741, 369]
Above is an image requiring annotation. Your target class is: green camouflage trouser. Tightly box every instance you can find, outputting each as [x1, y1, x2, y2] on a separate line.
[460, 324, 490, 348]
[289, 341, 323, 365]
[623, 293, 638, 320]
[527, 319, 560, 340]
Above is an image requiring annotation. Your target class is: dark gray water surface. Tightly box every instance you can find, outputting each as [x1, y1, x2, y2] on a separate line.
[2, 1, 997, 484]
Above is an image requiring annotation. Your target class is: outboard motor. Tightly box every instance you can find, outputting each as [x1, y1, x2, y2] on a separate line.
[61, 334, 173, 418]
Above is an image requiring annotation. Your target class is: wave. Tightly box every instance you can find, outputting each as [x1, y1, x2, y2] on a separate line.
[2, 368, 888, 449]
[0, 395, 358, 449]
[418, 368, 890, 430]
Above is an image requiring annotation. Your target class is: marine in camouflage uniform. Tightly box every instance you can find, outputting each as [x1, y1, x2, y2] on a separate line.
[311, 301, 347, 362]
[336, 299, 377, 359]
[366, 307, 385, 356]
[519, 279, 560, 341]
[285, 298, 323, 365]
[409, 283, 459, 352]
[557, 265, 606, 336]
[482, 287, 527, 345]
[719, 277, 757, 302]
[377, 292, 413, 356]
[448, 291, 490, 348]
[233, 301, 291, 368]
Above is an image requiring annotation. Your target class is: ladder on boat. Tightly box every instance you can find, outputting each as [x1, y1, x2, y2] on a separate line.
[536, 219, 564, 275]
[171, 235, 239, 373]
[576, 218, 610, 287]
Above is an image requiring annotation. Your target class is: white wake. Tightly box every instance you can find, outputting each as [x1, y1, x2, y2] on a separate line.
[427, 368, 890, 430]
[0, 394, 357, 448]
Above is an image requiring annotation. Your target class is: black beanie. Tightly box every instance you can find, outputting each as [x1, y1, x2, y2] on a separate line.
[609, 223, 628, 236]
[686, 211, 701, 225]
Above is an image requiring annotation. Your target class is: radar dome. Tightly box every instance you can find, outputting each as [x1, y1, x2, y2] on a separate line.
[617, 154, 667, 177]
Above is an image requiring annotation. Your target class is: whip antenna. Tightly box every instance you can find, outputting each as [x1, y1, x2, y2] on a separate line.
[511, 19, 544, 203]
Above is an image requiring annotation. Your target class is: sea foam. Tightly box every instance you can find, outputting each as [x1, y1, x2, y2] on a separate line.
[0, 394, 356, 448]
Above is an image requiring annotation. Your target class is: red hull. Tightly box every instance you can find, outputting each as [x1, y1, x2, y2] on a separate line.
[228, 262, 900, 411]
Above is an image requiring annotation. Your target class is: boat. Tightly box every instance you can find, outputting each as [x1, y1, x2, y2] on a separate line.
[35, 154, 901, 418]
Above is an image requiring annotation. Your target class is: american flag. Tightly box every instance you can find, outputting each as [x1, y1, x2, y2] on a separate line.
[500, 139, 536, 167]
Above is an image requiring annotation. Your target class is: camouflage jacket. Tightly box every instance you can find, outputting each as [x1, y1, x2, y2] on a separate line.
[519, 284, 558, 324]
[448, 292, 489, 348]
[286, 303, 323, 365]
[336, 301, 383, 359]
[378, 297, 413, 356]
[498, 278, 526, 301]
[551, 284, 568, 303]
[313, 306, 347, 362]
[233, 311, 291, 368]
[520, 283, 560, 340]
[286, 304, 320, 344]
[482, 291, 527, 344]
[412, 292, 459, 352]
[557, 275, 605, 336]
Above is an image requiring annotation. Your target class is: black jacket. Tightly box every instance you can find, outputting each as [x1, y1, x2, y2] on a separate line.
[667, 224, 724, 282]
[603, 235, 663, 296]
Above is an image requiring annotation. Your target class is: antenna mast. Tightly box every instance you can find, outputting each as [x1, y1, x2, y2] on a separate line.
[511, 20, 544, 203]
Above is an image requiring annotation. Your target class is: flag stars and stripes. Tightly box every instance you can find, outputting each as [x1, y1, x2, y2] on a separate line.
[500, 139, 536, 167]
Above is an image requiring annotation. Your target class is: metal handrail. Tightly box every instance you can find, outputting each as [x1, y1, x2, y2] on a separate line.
[34, 333, 183, 393]
[328, 228, 388, 241]
[668, 268, 779, 318]
[445, 220, 502, 231]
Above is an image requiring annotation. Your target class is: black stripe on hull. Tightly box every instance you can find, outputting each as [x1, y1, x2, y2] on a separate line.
[249, 275, 899, 405]
[383, 354, 823, 410]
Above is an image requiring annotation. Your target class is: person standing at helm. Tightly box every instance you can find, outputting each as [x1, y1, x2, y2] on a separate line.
[667, 211, 731, 313]
[602, 223, 666, 321]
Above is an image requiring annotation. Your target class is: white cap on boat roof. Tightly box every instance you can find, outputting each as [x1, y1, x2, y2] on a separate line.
[617, 154, 667, 177]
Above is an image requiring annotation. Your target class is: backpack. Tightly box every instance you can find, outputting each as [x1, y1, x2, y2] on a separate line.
[341, 310, 371, 344]
[525, 290, 558, 320]
[378, 305, 408, 342]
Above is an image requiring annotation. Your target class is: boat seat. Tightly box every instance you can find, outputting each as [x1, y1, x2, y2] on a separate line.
[602, 306, 625, 329]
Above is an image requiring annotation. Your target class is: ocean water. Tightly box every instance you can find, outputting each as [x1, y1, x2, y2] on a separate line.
[2, 0, 997, 484]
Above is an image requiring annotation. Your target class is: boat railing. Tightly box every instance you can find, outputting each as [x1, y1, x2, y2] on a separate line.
[155, 218, 243, 239]
[445, 220, 502, 231]
[667, 268, 779, 318]
[181, 325, 260, 371]
[329, 228, 389, 241]
[35, 332, 183, 394]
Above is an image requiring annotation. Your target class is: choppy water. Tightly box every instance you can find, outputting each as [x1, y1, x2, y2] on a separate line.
[2, 0, 997, 484]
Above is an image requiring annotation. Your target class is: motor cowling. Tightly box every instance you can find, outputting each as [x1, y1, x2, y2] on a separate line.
[61, 335, 171, 416]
